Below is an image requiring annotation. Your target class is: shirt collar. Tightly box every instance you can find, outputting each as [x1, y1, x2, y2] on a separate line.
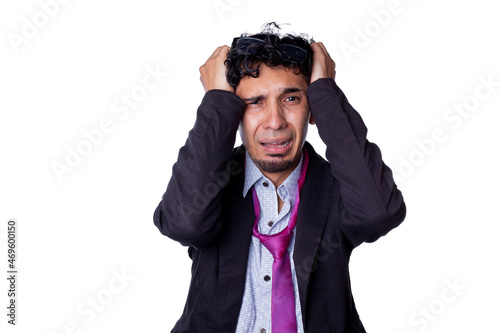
[242, 151, 303, 198]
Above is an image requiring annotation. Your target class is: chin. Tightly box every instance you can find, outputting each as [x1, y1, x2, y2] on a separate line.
[254, 158, 295, 174]
[255, 148, 302, 174]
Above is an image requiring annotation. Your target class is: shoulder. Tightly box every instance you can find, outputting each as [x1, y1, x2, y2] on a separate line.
[304, 141, 332, 175]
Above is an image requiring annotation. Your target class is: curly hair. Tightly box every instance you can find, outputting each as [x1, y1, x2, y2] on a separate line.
[225, 22, 315, 89]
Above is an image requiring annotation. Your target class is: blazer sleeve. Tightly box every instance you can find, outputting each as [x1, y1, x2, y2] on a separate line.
[307, 78, 406, 248]
[153, 90, 245, 249]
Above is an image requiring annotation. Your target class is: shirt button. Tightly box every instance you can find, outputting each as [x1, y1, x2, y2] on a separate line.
[264, 275, 271, 281]
[268, 221, 274, 227]
[263, 181, 269, 187]
[260, 329, 266, 333]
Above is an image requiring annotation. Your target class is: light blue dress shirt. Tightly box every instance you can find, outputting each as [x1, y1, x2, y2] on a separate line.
[235, 152, 304, 333]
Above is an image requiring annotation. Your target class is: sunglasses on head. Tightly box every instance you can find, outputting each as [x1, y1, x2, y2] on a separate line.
[231, 37, 309, 64]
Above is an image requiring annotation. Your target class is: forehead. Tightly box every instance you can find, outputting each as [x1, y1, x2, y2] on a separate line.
[235, 65, 308, 97]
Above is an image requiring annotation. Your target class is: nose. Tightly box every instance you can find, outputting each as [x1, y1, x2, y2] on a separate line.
[263, 101, 287, 130]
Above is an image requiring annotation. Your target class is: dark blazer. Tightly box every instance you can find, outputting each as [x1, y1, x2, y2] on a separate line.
[154, 78, 406, 332]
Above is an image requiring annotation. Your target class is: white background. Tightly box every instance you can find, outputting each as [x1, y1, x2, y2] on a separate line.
[1, 0, 499, 332]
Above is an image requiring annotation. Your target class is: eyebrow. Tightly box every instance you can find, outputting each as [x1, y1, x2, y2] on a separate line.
[282, 87, 304, 94]
[241, 87, 305, 103]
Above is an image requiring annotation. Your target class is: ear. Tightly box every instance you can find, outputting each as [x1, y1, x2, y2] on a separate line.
[309, 113, 315, 125]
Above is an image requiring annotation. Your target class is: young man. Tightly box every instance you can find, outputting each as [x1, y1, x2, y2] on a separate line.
[154, 25, 406, 333]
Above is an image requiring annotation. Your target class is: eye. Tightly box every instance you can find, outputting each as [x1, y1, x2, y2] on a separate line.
[285, 96, 300, 103]
[247, 99, 261, 105]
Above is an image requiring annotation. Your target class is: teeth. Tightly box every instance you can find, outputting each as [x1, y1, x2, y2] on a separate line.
[264, 141, 289, 148]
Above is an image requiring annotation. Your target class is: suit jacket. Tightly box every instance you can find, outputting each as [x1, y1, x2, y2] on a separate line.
[154, 78, 406, 332]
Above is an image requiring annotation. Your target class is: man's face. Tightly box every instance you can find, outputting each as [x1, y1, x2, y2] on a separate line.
[235, 65, 312, 183]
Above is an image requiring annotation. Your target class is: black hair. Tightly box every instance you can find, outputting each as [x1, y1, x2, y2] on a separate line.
[225, 22, 315, 89]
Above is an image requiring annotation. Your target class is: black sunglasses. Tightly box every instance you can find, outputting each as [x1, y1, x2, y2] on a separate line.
[231, 37, 309, 64]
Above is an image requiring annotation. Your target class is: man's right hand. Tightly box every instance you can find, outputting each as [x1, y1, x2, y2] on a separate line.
[199, 46, 234, 93]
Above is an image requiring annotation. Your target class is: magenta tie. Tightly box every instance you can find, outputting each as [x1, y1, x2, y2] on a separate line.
[251, 148, 309, 333]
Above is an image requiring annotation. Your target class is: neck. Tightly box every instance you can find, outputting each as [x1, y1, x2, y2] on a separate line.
[261, 157, 301, 188]
[262, 169, 294, 188]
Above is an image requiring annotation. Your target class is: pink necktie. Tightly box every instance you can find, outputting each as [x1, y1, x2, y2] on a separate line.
[251, 148, 309, 333]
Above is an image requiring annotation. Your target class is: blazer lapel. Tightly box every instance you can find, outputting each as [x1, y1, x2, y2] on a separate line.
[293, 142, 334, 324]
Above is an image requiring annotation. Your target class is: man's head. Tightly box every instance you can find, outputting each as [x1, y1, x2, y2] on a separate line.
[226, 23, 315, 186]
[225, 23, 314, 89]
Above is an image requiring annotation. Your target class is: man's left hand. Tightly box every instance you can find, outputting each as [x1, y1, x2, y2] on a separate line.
[310, 42, 336, 83]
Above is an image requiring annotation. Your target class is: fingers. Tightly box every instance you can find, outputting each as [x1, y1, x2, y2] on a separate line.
[311, 42, 330, 61]
[311, 42, 335, 66]
[200, 46, 228, 74]
[311, 42, 326, 55]
[310, 42, 336, 82]
[199, 45, 233, 93]
[208, 45, 230, 62]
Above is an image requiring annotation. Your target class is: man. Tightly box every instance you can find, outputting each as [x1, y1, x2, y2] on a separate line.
[154, 24, 406, 333]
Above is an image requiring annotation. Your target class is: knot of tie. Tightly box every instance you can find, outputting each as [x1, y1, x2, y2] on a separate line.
[261, 231, 293, 260]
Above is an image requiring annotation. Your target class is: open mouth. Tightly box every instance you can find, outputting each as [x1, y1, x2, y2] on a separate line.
[260, 139, 293, 155]
[261, 140, 291, 148]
